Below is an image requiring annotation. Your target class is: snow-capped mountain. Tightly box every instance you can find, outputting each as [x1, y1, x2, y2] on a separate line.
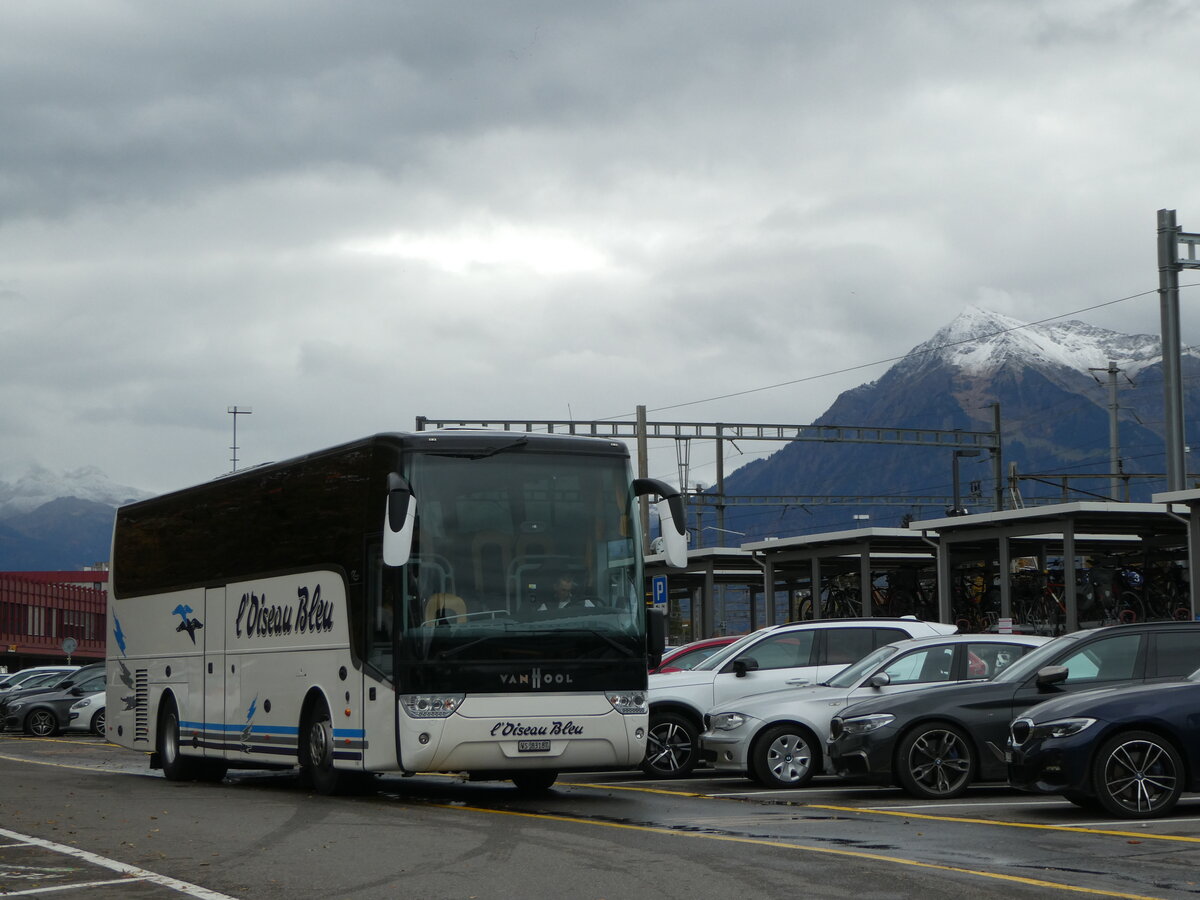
[0, 462, 151, 518]
[720, 308, 1194, 540]
[0, 464, 152, 570]
[894, 307, 1172, 380]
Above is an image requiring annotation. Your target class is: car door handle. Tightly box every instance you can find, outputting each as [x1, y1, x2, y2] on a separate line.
[785, 678, 810, 685]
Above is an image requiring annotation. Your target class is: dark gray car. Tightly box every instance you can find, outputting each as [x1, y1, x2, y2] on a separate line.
[2, 669, 107, 736]
[827, 621, 1200, 799]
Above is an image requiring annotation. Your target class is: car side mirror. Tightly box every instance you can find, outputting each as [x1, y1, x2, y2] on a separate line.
[868, 671, 891, 688]
[733, 657, 760, 678]
[1035, 665, 1069, 689]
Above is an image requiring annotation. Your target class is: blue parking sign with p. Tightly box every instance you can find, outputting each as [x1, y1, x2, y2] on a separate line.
[652, 575, 668, 610]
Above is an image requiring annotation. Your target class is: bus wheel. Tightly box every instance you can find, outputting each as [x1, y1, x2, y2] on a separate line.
[511, 770, 558, 792]
[159, 697, 200, 781]
[302, 698, 342, 795]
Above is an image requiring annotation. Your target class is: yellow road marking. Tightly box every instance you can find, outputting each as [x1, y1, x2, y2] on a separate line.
[435, 802, 1164, 900]
[0, 751, 123, 774]
[565, 780, 707, 797]
[809, 804, 1200, 845]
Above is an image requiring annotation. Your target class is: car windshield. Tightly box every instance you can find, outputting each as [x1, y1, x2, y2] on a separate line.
[691, 630, 764, 671]
[825, 644, 897, 688]
[991, 630, 1086, 683]
[19, 672, 62, 689]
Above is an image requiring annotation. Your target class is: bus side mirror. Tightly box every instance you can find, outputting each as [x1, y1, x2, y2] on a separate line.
[383, 474, 417, 567]
[647, 607, 667, 668]
[633, 478, 687, 568]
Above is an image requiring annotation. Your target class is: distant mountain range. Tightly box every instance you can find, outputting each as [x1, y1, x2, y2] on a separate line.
[0, 464, 149, 570]
[713, 308, 1200, 540]
[3, 308, 1195, 568]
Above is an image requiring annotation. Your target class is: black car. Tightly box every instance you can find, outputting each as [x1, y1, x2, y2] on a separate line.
[827, 621, 1200, 799]
[2, 668, 107, 736]
[0, 664, 105, 732]
[1008, 672, 1200, 818]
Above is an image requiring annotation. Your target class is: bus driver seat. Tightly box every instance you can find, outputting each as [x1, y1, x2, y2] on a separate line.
[424, 592, 467, 625]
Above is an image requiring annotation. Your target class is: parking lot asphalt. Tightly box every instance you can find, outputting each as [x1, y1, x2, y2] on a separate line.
[3, 735, 1199, 899]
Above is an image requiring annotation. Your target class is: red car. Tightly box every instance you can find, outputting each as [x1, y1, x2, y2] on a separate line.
[650, 636, 739, 674]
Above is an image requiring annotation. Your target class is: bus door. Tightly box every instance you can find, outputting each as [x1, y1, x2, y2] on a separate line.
[203, 586, 226, 759]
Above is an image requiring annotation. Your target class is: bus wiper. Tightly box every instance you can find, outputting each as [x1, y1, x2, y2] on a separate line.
[436, 635, 498, 659]
[571, 629, 638, 658]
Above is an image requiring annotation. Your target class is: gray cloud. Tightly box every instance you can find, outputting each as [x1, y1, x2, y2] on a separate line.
[3, 0, 1200, 492]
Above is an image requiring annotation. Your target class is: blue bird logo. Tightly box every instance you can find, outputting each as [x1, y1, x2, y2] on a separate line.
[171, 604, 204, 644]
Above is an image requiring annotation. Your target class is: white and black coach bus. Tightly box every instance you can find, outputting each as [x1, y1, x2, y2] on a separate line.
[106, 430, 686, 793]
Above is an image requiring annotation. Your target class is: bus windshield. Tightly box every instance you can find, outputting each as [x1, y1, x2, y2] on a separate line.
[368, 448, 645, 672]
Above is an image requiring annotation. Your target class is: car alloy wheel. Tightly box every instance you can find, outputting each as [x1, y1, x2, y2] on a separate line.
[896, 723, 974, 799]
[25, 709, 59, 737]
[641, 711, 699, 778]
[1092, 730, 1183, 819]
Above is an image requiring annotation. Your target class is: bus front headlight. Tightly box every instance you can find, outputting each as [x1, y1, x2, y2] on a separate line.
[607, 691, 647, 715]
[400, 694, 464, 719]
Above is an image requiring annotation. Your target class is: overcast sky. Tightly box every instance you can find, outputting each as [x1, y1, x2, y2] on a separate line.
[4, 0, 1200, 495]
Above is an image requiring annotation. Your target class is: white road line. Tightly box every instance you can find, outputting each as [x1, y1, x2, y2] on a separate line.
[0, 876, 149, 896]
[0, 828, 240, 900]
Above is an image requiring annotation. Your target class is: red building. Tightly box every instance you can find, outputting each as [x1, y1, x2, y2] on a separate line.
[0, 570, 107, 673]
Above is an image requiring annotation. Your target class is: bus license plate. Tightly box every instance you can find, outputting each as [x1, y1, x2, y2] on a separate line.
[518, 740, 551, 752]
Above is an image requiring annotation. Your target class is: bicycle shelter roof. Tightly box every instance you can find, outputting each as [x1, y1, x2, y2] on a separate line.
[906, 501, 1191, 630]
[738, 528, 939, 626]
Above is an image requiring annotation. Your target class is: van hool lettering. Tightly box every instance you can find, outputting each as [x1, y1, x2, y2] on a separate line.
[499, 668, 575, 689]
[234, 585, 334, 639]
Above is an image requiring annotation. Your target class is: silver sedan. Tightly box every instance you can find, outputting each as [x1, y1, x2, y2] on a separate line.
[700, 632, 1049, 789]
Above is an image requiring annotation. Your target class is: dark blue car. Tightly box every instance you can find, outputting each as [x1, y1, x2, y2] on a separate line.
[1008, 671, 1200, 818]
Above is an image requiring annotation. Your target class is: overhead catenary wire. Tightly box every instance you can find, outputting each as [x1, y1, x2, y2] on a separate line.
[607, 284, 1200, 421]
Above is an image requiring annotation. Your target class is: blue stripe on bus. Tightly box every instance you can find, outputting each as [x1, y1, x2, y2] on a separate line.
[179, 720, 364, 739]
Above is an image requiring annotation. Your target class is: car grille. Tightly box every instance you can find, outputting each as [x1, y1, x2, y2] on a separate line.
[1009, 717, 1032, 747]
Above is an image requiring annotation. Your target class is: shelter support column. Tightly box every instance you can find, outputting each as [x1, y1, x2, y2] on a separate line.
[860, 553, 872, 617]
[703, 562, 716, 637]
[764, 556, 776, 626]
[810, 557, 821, 620]
[1063, 528, 1078, 633]
[998, 535, 1012, 620]
[1190, 512, 1200, 618]
[935, 537, 952, 625]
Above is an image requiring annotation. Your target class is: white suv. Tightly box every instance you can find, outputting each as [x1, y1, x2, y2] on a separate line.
[0, 666, 79, 694]
[642, 617, 957, 778]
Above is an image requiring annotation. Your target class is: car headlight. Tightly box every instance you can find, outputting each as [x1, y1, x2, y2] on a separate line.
[1029, 717, 1096, 741]
[70, 697, 95, 712]
[399, 694, 464, 719]
[837, 713, 894, 735]
[709, 712, 747, 731]
[607, 691, 647, 715]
